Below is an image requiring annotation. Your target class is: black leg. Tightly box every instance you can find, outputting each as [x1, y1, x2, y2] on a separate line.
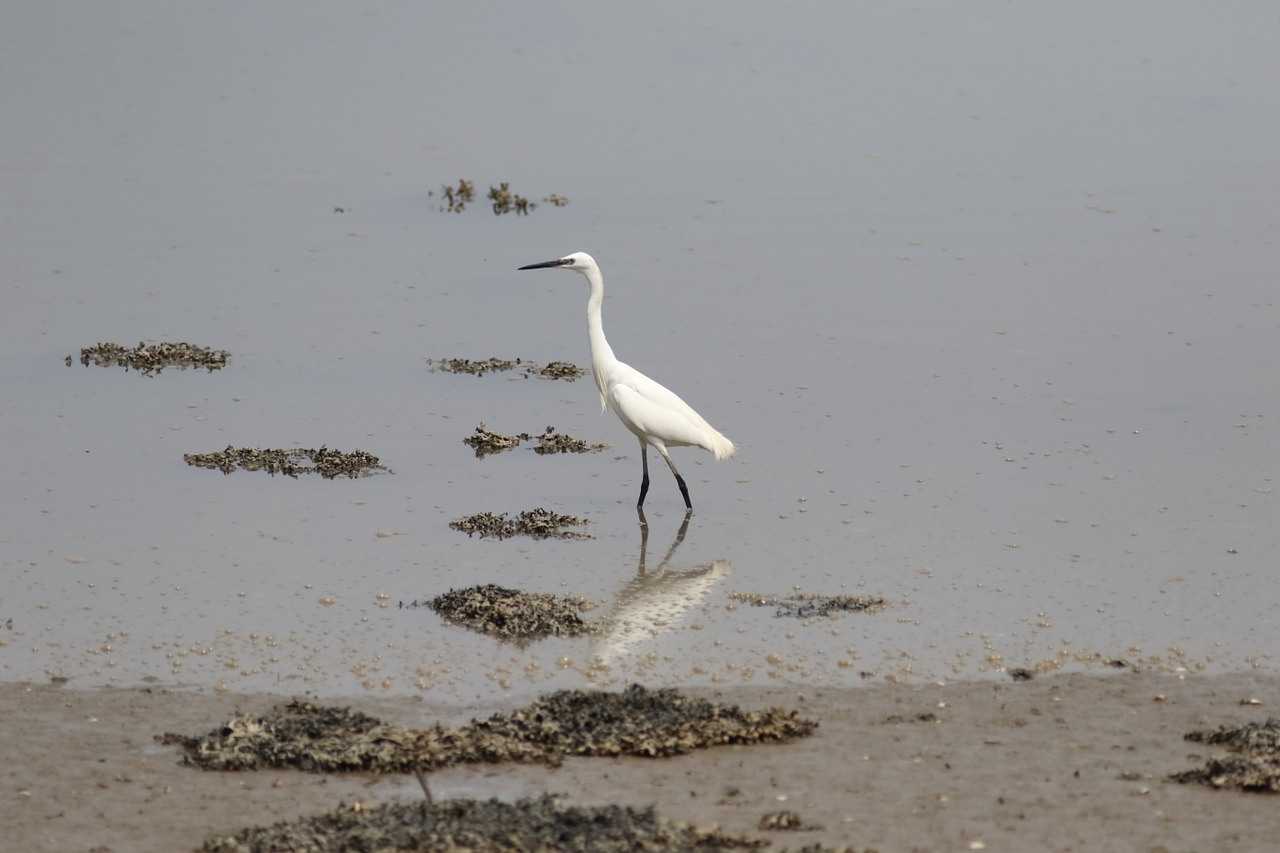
[637, 444, 651, 507]
[674, 473, 692, 509]
[660, 451, 693, 510]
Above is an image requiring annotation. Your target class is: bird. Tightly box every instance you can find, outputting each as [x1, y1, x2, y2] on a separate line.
[518, 252, 734, 509]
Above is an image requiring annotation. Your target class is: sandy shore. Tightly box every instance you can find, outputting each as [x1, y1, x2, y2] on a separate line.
[3, 670, 1278, 851]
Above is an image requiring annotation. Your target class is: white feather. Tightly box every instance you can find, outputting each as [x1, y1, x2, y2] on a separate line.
[518, 251, 734, 507]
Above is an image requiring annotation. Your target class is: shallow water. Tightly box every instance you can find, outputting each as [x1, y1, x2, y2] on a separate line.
[2, 2, 1275, 701]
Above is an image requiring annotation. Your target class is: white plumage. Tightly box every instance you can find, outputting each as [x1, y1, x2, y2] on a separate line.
[518, 252, 734, 508]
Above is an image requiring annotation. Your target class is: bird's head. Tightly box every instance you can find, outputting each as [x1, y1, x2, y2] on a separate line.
[518, 252, 597, 275]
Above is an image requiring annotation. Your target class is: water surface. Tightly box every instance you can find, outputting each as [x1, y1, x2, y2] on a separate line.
[2, 2, 1275, 700]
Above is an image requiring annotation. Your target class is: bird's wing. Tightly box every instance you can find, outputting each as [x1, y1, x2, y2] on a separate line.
[607, 364, 723, 451]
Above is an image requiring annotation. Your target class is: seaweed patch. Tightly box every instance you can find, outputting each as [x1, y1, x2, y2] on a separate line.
[200, 795, 763, 853]
[729, 592, 887, 619]
[1171, 718, 1280, 792]
[428, 179, 568, 216]
[161, 684, 818, 773]
[450, 508, 592, 540]
[71, 341, 229, 375]
[416, 583, 596, 642]
[464, 424, 607, 458]
[183, 446, 388, 479]
[428, 356, 585, 381]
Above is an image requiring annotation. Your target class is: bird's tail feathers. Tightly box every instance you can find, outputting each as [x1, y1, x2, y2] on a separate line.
[708, 430, 735, 461]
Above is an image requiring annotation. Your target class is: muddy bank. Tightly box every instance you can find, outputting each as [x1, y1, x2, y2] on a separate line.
[3, 671, 1280, 851]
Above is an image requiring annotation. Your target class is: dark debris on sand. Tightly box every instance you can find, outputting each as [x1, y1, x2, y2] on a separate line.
[538, 359, 584, 380]
[420, 583, 595, 642]
[172, 688, 834, 853]
[464, 424, 608, 459]
[1171, 718, 1280, 792]
[71, 341, 229, 375]
[430, 356, 523, 376]
[463, 423, 527, 458]
[201, 795, 766, 853]
[450, 508, 592, 540]
[160, 700, 552, 774]
[531, 425, 608, 455]
[428, 179, 567, 217]
[469, 684, 818, 759]
[757, 810, 824, 832]
[161, 685, 818, 774]
[730, 592, 888, 619]
[183, 446, 387, 479]
[428, 356, 584, 381]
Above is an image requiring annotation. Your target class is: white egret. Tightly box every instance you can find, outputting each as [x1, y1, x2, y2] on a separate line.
[518, 252, 735, 509]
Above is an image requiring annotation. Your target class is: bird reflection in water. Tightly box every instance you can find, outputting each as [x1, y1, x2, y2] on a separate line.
[592, 508, 732, 665]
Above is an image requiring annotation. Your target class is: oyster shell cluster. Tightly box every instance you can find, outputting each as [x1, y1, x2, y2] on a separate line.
[1172, 717, 1280, 792]
[72, 340, 229, 375]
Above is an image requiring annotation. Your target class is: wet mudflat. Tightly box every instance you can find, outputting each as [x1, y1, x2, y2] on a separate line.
[3, 3, 1277, 849]
[5, 0, 1275, 703]
[6, 672, 1280, 852]
[163, 685, 821, 851]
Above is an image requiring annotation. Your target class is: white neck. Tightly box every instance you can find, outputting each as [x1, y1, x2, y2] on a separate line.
[584, 266, 617, 409]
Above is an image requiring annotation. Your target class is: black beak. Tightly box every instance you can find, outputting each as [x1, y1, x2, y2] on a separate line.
[518, 258, 572, 270]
